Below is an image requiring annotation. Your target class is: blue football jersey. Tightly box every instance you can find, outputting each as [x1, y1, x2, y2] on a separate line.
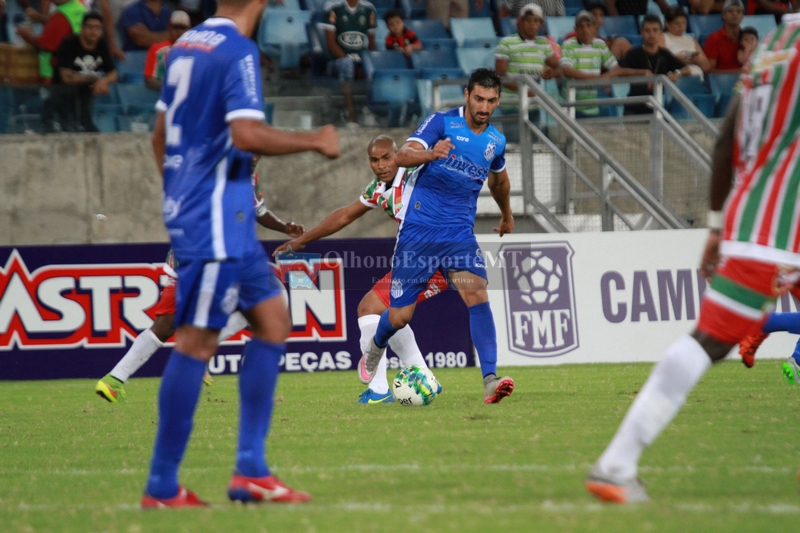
[157, 18, 265, 261]
[400, 107, 506, 228]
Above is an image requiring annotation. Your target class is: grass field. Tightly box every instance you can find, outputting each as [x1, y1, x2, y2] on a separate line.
[1, 361, 799, 533]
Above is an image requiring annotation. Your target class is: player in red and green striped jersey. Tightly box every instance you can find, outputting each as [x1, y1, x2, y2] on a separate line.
[587, 14, 800, 503]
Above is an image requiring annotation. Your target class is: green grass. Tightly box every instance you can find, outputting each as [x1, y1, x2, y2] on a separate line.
[1, 361, 799, 532]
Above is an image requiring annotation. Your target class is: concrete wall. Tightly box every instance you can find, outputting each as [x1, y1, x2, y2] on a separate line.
[0, 128, 414, 247]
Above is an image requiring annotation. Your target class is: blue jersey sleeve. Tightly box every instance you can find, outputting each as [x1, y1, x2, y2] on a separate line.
[407, 112, 445, 150]
[222, 45, 265, 123]
[491, 142, 506, 173]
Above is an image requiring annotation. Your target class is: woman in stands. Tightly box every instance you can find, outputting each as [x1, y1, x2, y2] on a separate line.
[659, 5, 711, 79]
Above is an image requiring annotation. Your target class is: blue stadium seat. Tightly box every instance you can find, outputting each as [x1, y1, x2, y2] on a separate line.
[0, 87, 13, 134]
[688, 15, 723, 44]
[741, 15, 777, 40]
[564, 0, 583, 8]
[411, 48, 458, 69]
[449, 18, 498, 48]
[708, 72, 740, 117]
[469, 0, 493, 18]
[626, 34, 644, 46]
[370, 69, 418, 104]
[546, 16, 574, 43]
[94, 85, 119, 106]
[675, 74, 708, 94]
[420, 67, 465, 80]
[456, 47, 496, 76]
[362, 50, 411, 78]
[117, 113, 156, 133]
[667, 93, 715, 118]
[92, 104, 123, 133]
[258, 9, 311, 69]
[263, 102, 274, 125]
[599, 16, 638, 39]
[401, 0, 427, 18]
[116, 51, 147, 84]
[405, 19, 448, 40]
[269, 0, 303, 9]
[305, 0, 327, 13]
[416, 78, 464, 117]
[117, 84, 160, 114]
[646, 0, 661, 14]
[500, 17, 516, 36]
[375, 19, 390, 51]
[423, 38, 457, 54]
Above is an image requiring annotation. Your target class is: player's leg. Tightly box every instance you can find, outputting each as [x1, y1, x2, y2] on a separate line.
[781, 336, 800, 385]
[357, 287, 394, 402]
[227, 250, 309, 503]
[143, 259, 236, 507]
[739, 312, 800, 367]
[587, 257, 777, 503]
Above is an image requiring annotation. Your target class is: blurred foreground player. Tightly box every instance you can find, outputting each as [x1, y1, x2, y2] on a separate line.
[141, 0, 339, 508]
[587, 15, 800, 503]
[738, 311, 800, 383]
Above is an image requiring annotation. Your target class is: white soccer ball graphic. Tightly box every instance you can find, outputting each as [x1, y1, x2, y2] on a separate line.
[393, 366, 439, 406]
[511, 251, 562, 305]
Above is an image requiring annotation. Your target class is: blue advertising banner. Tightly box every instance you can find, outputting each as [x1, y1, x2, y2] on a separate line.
[0, 240, 474, 380]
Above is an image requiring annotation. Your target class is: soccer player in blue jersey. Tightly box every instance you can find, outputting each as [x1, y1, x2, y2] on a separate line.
[140, 0, 340, 508]
[358, 68, 517, 404]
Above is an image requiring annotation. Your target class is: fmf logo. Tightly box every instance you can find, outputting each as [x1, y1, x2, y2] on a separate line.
[0, 249, 346, 350]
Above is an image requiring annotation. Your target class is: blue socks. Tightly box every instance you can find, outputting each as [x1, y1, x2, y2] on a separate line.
[763, 312, 800, 334]
[469, 302, 497, 377]
[146, 350, 207, 499]
[235, 337, 283, 478]
[373, 310, 399, 348]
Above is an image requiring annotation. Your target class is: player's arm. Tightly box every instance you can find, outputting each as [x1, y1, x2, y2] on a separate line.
[273, 200, 371, 255]
[230, 121, 340, 159]
[700, 95, 739, 280]
[152, 112, 166, 177]
[257, 210, 305, 237]
[488, 168, 514, 236]
[395, 139, 453, 168]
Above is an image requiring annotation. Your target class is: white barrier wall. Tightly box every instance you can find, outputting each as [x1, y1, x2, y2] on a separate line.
[479, 230, 798, 365]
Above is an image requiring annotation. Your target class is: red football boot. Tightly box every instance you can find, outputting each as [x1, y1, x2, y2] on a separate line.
[141, 486, 208, 508]
[227, 474, 311, 503]
[738, 332, 768, 368]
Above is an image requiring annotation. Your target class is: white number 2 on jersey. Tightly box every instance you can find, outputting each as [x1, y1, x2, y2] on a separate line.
[165, 57, 195, 147]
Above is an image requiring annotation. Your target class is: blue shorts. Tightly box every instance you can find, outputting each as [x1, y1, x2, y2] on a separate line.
[174, 246, 285, 329]
[389, 222, 486, 308]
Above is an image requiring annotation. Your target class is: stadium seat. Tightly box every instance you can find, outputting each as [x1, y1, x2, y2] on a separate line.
[416, 78, 465, 117]
[93, 85, 119, 106]
[405, 18, 448, 40]
[370, 69, 418, 104]
[400, 0, 427, 18]
[117, 51, 147, 84]
[257, 9, 311, 69]
[675, 74, 709, 95]
[420, 67, 465, 80]
[500, 17, 516, 36]
[546, 17, 574, 43]
[456, 47, 495, 76]
[708, 72, 740, 117]
[599, 16, 638, 40]
[263, 102, 275, 125]
[362, 50, 411, 78]
[269, 0, 303, 9]
[0, 87, 13, 134]
[469, 0, 493, 18]
[688, 15, 723, 44]
[92, 104, 122, 133]
[646, 0, 661, 14]
[449, 18, 499, 49]
[117, 113, 156, 133]
[626, 35, 644, 46]
[305, 0, 327, 13]
[375, 19, 390, 51]
[741, 15, 777, 40]
[411, 48, 458, 69]
[667, 93, 716, 119]
[423, 38, 457, 54]
[117, 84, 160, 115]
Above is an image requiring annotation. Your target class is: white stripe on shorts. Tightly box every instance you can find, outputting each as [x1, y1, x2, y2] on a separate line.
[193, 262, 221, 328]
[704, 288, 766, 320]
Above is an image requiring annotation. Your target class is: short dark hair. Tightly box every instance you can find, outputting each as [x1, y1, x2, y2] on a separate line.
[664, 5, 687, 23]
[584, 0, 609, 15]
[82, 11, 103, 25]
[641, 13, 662, 30]
[382, 8, 404, 22]
[467, 68, 502, 94]
[740, 26, 758, 41]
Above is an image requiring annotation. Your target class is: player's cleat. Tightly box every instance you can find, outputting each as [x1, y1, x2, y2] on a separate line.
[95, 374, 126, 403]
[781, 356, 800, 385]
[738, 332, 768, 368]
[203, 371, 214, 386]
[483, 374, 514, 404]
[585, 465, 649, 503]
[141, 486, 208, 508]
[357, 388, 395, 404]
[228, 473, 311, 503]
[357, 338, 386, 384]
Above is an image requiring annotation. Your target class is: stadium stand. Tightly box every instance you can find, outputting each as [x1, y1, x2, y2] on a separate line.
[258, 9, 312, 69]
[405, 18, 448, 40]
[411, 48, 459, 69]
[92, 104, 123, 133]
[456, 47, 495, 75]
[450, 18, 499, 48]
[599, 16, 638, 40]
[116, 51, 147, 84]
[546, 16, 574, 43]
[362, 49, 412, 78]
[424, 38, 457, 53]
[740, 15, 777, 39]
[708, 72, 740, 117]
[688, 14, 723, 45]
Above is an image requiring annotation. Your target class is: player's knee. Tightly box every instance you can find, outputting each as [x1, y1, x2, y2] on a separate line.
[151, 314, 176, 342]
[691, 329, 735, 362]
[388, 308, 412, 329]
[460, 289, 489, 308]
[357, 291, 387, 317]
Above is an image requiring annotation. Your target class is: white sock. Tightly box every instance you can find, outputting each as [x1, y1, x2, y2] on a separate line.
[110, 329, 164, 382]
[597, 334, 712, 479]
[218, 311, 249, 342]
[388, 325, 429, 371]
[358, 315, 389, 394]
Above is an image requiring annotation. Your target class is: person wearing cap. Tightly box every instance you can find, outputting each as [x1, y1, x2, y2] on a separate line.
[564, 1, 632, 60]
[703, 0, 745, 72]
[119, 0, 173, 51]
[144, 10, 190, 91]
[499, 0, 564, 18]
[561, 10, 649, 117]
[619, 13, 692, 114]
[659, 5, 710, 79]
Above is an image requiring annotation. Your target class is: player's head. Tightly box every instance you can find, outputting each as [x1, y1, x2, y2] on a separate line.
[168, 11, 191, 42]
[80, 12, 104, 46]
[465, 68, 501, 127]
[367, 135, 398, 182]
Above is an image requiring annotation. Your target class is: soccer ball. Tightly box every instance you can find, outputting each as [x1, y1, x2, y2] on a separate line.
[393, 366, 439, 406]
[512, 251, 563, 305]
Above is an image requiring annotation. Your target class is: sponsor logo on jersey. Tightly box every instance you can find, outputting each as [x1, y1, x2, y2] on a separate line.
[338, 31, 366, 49]
[500, 242, 578, 357]
[414, 114, 436, 136]
[162, 196, 183, 222]
[442, 154, 490, 181]
[163, 155, 183, 171]
[175, 29, 227, 51]
[238, 55, 259, 105]
[456, 136, 469, 142]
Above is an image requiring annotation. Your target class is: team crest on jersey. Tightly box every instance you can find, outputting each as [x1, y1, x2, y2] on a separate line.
[484, 141, 496, 161]
[391, 278, 403, 299]
[221, 285, 240, 315]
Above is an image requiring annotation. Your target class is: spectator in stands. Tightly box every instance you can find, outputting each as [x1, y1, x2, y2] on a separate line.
[425, 0, 481, 30]
[571, 0, 633, 60]
[383, 9, 422, 60]
[499, 0, 564, 18]
[659, 5, 711, 79]
[746, 0, 790, 22]
[320, 0, 376, 126]
[619, 13, 692, 114]
[144, 10, 190, 92]
[16, 0, 86, 82]
[703, 0, 744, 72]
[688, 0, 723, 14]
[46, 12, 117, 132]
[119, 0, 173, 52]
[605, 0, 669, 15]
[738, 26, 758, 64]
[561, 10, 649, 117]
